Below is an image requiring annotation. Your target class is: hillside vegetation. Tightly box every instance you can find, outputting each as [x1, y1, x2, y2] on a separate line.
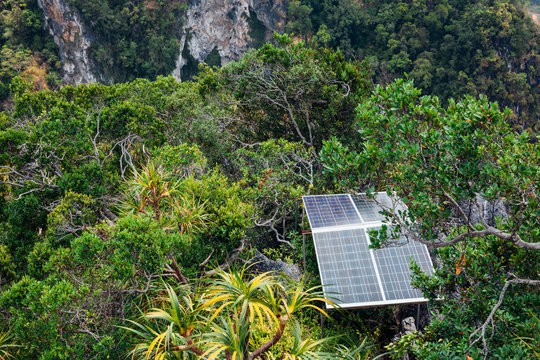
[287, 0, 540, 135]
[66, 0, 186, 82]
[0, 0, 61, 103]
[0, 0, 538, 137]
[0, 37, 538, 359]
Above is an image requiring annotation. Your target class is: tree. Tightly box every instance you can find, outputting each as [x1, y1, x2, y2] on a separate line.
[201, 33, 372, 155]
[321, 79, 539, 358]
[0, 0, 61, 103]
[66, 0, 185, 81]
[233, 139, 315, 247]
[291, 0, 540, 135]
[199, 35, 371, 247]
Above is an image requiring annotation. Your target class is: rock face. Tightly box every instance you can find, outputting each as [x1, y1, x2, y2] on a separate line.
[38, 0, 103, 84]
[401, 317, 416, 333]
[247, 252, 302, 281]
[458, 196, 508, 227]
[172, 0, 287, 80]
[38, 0, 286, 83]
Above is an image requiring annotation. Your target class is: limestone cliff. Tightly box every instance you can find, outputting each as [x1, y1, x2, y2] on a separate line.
[38, 0, 103, 84]
[170, 0, 287, 80]
[38, 0, 287, 84]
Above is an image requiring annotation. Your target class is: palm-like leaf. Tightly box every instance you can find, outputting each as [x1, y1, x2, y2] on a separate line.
[146, 285, 203, 336]
[334, 337, 388, 360]
[125, 267, 338, 360]
[120, 161, 178, 220]
[283, 321, 336, 360]
[0, 329, 17, 360]
[203, 267, 281, 326]
[202, 307, 252, 360]
[173, 194, 213, 235]
[280, 282, 335, 319]
[123, 285, 204, 359]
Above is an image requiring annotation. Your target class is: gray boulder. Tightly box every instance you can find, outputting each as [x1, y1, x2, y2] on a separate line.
[247, 252, 302, 281]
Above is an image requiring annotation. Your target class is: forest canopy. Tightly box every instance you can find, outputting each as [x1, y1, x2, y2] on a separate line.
[0, 37, 538, 359]
[287, 0, 540, 135]
[0, 0, 538, 139]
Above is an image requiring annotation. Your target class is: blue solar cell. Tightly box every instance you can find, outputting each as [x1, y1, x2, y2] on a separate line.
[370, 227, 434, 302]
[351, 193, 402, 222]
[304, 193, 434, 308]
[313, 229, 383, 305]
[303, 195, 362, 229]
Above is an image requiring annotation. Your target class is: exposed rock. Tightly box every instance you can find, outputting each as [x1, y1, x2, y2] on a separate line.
[529, 10, 540, 27]
[390, 315, 419, 360]
[397, 317, 416, 360]
[458, 195, 508, 227]
[247, 252, 302, 281]
[38, 0, 103, 84]
[172, 0, 288, 80]
[250, 0, 288, 32]
[402, 316, 416, 333]
[38, 0, 286, 83]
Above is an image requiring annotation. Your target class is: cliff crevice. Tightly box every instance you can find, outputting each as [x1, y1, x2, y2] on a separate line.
[171, 0, 287, 80]
[38, 0, 103, 84]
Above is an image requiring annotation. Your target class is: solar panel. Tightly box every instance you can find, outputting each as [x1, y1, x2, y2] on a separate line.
[303, 194, 362, 229]
[313, 229, 383, 305]
[370, 227, 434, 301]
[303, 193, 434, 309]
[351, 193, 406, 223]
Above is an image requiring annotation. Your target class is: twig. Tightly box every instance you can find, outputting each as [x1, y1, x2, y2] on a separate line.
[469, 277, 540, 359]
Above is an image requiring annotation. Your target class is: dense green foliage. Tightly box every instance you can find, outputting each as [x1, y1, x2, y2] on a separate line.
[125, 268, 336, 360]
[288, 0, 540, 135]
[0, 0, 61, 103]
[0, 0, 538, 138]
[0, 40, 377, 359]
[321, 78, 539, 358]
[66, 0, 186, 82]
[0, 38, 538, 359]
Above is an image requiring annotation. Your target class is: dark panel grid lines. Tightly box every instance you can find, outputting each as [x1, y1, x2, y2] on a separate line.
[370, 228, 434, 301]
[352, 193, 400, 223]
[304, 193, 434, 308]
[303, 195, 362, 229]
[313, 229, 383, 305]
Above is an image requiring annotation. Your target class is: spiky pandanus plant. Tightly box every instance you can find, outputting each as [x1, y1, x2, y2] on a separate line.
[0, 329, 17, 360]
[121, 161, 178, 223]
[173, 194, 213, 235]
[120, 161, 213, 235]
[123, 285, 205, 359]
[124, 267, 335, 360]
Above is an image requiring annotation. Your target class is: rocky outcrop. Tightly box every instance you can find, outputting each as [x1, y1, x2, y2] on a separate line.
[38, 0, 286, 83]
[250, 0, 288, 31]
[172, 0, 287, 80]
[247, 252, 302, 281]
[458, 196, 508, 228]
[38, 0, 102, 84]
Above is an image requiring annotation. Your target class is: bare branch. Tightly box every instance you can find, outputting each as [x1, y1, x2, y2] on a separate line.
[204, 240, 246, 277]
[469, 277, 540, 359]
[383, 193, 539, 250]
[443, 190, 476, 232]
[251, 315, 288, 359]
[164, 256, 189, 285]
[199, 250, 215, 269]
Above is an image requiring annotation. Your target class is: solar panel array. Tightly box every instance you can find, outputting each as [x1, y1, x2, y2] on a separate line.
[302, 195, 361, 229]
[303, 193, 434, 309]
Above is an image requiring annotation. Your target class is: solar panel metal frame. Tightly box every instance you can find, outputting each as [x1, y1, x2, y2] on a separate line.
[303, 192, 435, 309]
